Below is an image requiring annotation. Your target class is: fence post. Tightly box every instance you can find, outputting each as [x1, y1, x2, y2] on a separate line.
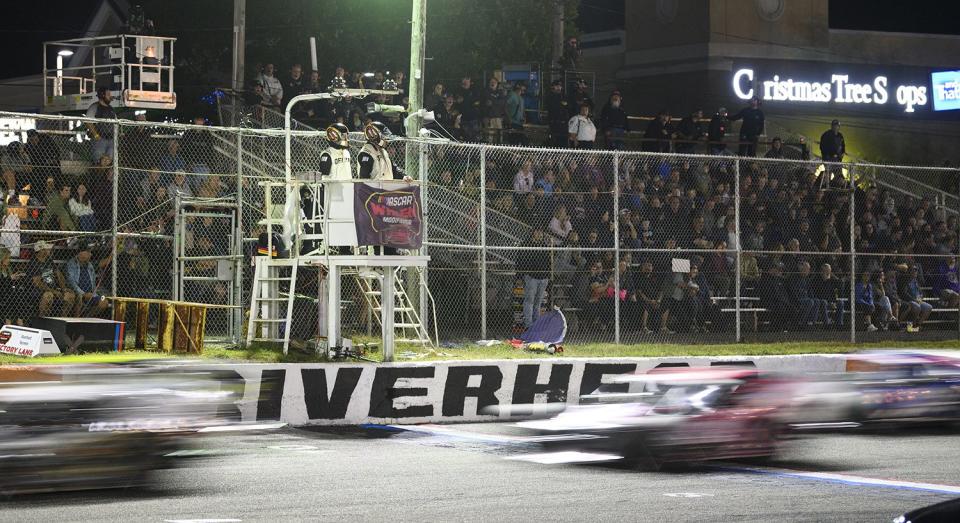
[613, 151, 620, 344]
[480, 145, 487, 340]
[734, 157, 741, 343]
[234, 132, 244, 346]
[849, 185, 856, 343]
[418, 142, 430, 337]
[111, 121, 119, 299]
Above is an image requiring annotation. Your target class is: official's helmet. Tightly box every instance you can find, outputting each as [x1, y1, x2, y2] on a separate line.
[326, 123, 350, 148]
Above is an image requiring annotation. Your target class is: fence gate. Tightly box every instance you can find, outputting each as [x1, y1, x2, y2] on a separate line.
[173, 196, 243, 344]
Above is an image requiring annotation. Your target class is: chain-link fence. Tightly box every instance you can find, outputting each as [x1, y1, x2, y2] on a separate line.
[1, 110, 958, 348]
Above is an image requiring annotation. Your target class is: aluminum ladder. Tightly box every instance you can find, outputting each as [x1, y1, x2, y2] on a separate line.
[353, 267, 433, 346]
[246, 257, 299, 353]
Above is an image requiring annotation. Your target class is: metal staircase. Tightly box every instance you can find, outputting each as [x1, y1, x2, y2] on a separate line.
[246, 257, 299, 351]
[351, 267, 433, 346]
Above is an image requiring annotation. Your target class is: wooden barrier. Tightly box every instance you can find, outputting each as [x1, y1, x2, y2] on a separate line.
[109, 297, 230, 353]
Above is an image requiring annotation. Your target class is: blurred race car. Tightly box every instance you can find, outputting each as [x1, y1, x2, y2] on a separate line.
[0, 363, 246, 495]
[516, 367, 803, 466]
[846, 350, 960, 426]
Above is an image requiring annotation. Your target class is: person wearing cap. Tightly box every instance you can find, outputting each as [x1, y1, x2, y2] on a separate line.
[600, 91, 629, 150]
[545, 79, 569, 147]
[84, 86, 117, 163]
[642, 111, 672, 153]
[567, 78, 592, 118]
[27, 241, 75, 317]
[66, 243, 108, 317]
[819, 119, 847, 186]
[729, 97, 765, 156]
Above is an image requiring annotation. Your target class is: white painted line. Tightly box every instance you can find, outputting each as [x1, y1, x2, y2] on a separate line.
[165, 519, 242, 523]
[720, 465, 960, 495]
[663, 493, 715, 498]
[507, 451, 623, 464]
[386, 424, 530, 443]
[267, 444, 319, 451]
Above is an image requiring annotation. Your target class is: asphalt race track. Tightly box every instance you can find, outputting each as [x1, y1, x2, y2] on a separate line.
[2, 424, 958, 522]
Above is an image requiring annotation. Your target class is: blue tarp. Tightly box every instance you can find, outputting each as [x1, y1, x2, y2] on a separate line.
[518, 309, 567, 345]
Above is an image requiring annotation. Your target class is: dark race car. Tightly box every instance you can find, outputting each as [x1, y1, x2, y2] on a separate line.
[516, 367, 805, 467]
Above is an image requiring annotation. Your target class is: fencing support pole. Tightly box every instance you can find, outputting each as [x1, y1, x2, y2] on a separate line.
[418, 142, 429, 337]
[849, 183, 856, 344]
[613, 151, 620, 344]
[480, 146, 488, 340]
[734, 157, 741, 343]
[111, 122, 119, 299]
[234, 133, 244, 345]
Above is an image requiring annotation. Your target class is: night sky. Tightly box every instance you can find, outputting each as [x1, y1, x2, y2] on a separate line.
[1, 1, 958, 79]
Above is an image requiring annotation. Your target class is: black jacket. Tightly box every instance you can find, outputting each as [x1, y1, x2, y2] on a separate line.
[546, 91, 569, 126]
[730, 107, 765, 137]
[708, 114, 727, 143]
[819, 130, 846, 160]
[516, 240, 551, 279]
[600, 104, 629, 131]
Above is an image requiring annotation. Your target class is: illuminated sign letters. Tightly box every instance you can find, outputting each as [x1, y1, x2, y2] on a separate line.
[732, 68, 928, 113]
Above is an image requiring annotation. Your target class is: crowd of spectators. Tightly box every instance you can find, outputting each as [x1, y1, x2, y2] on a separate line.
[442, 143, 960, 334]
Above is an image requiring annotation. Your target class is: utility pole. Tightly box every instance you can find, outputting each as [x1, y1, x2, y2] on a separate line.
[551, 0, 564, 77]
[232, 0, 246, 93]
[406, 0, 427, 143]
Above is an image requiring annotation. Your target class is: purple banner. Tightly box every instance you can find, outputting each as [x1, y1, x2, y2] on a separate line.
[354, 183, 423, 249]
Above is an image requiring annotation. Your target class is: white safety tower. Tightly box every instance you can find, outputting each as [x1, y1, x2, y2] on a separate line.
[245, 88, 434, 361]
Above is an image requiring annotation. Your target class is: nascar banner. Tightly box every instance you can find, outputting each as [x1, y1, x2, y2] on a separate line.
[353, 183, 423, 249]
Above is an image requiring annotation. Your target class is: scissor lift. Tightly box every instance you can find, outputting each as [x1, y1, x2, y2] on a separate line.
[43, 34, 177, 113]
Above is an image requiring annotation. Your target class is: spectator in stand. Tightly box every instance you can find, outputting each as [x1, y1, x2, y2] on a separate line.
[66, 243, 109, 317]
[765, 137, 785, 159]
[424, 82, 445, 113]
[583, 260, 609, 327]
[787, 260, 822, 329]
[69, 183, 97, 232]
[257, 63, 283, 107]
[1, 142, 31, 199]
[758, 262, 794, 331]
[932, 256, 960, 308]
[167, 171, 193, 199]
[517, 227, 551, 328]
[729, 97, 764, 156]
[899, 265, 932, 331]
[513, 159, 535, 199]
[505, 82, 527, 145]
[84, 87, 117, 164]
[160, 139, 187, 175]
[545, 80, 568, 147]
[675, 109, 704, 154]
[819, 119, 846, 186]
[432, 94, 462, 140]
[670, 265, 708, 333]
[811, 262, 845, 327]
[537, 169, 557, 196]
[41, 183, 77, 231]
[283, 64, 307, 110]
[600, 91, 629, 150]
[855, 270, 882, 332]
[642, 111, 671, 153]
[548, 204, 573, 240]
[568, 103, 597, 149]
[27, 241, 75, 317]
[708, 107, 729, 155]
[634, 259, 670, 333]
[482, 77, 507, 134]
[456, 77, 481, 142]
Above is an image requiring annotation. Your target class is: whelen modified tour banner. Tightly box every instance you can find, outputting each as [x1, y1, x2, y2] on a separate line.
[354, 183, 423, 249]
